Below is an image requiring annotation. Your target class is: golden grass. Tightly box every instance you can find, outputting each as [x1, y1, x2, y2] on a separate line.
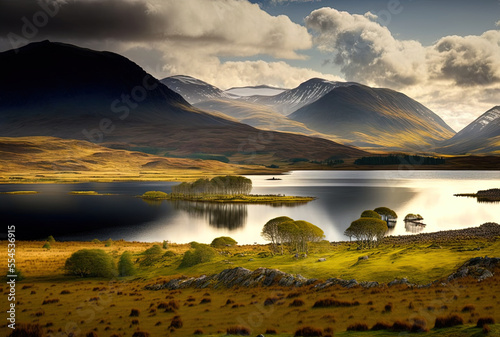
[1, 239, 499, 336]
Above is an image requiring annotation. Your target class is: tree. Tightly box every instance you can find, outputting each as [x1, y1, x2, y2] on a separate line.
[179, 244, 217, 268]
[64, 249, 116, 278]
[46, 235, 55, 243]
[118, 251, 136, 277]
[374, 207, 398, 226]
[262, 217, 324, 254]
[261, 216, 293, 254]
[211, 236, 237, 248]
[42, 242, 51, 250]
[360, 210, 382, 219]
[344, 218, 388, 249]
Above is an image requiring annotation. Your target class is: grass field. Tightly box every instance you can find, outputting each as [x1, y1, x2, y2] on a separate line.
[1, 237, 499, 337]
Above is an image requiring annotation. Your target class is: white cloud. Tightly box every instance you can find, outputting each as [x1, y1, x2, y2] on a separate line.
[305, 8, 427, 88]
[305, 7, 500, 130]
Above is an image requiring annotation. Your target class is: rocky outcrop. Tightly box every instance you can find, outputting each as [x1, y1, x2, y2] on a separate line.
[145, 256, 499, 292]
[145, 267, 313, 291]
[448, 256, 499, 282]
[384, 222, 500, 245]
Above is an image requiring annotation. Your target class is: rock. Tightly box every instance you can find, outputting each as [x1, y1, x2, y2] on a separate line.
[257, 335, 265, 337]
[317, 258, 326, 262]
[358, 255, 369, 261]
[248, 258, 254, 261]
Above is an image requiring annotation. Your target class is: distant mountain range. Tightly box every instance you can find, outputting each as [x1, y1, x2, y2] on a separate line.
[439, 106, 500, 154]
[0, 41, 366, 162]
[163, 74, 499, 154]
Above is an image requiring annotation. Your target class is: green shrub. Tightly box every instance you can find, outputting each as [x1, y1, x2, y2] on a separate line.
[118, 251, 136, 277]
[42, 242, 51, 250]
[64, 249, 116, 278]
[211, 236, 238, 248]
[162, 240, 169, 249]
[141, 245, 163, 266]
[163, 251, 176, 258]
[189, 241, 202, 249]
[180, 244, 217, 268]
[104, 238, 113, 247]
[360, 210, 382, 219]
[46, 235, 56, 243]
[91, 238, 101, 244]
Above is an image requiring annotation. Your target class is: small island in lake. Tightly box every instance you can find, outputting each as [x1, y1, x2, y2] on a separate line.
[140, 175, 315, 203]
[455, 188, 500, 202]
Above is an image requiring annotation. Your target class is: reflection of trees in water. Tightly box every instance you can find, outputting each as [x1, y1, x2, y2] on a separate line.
[405, 221, 425, 233]
[170, 200, 248, 230]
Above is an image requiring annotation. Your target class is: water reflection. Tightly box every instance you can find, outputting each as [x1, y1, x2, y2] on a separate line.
[405, 221, 426, 233]
[170, 200, 248, 230]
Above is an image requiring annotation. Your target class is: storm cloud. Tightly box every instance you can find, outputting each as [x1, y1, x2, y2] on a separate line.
[0, 0, 163, 41]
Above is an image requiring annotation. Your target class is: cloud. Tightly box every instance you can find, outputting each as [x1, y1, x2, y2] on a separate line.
[428, 30, 500, 86]
[303, 7, 500, 130]
[0, 0, 312, 59]
[305, 7, 427, 88]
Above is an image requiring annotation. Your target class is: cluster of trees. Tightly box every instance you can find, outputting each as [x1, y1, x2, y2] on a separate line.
[261, 216, 325, 254]
[171, 176, 252, 196]
[344, 208, 395, 248]
[354, 155, 445, 166]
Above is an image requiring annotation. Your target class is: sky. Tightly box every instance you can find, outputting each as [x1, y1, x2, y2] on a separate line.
[0, 0, 499, 131]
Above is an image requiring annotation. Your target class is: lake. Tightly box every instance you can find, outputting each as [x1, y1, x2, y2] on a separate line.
[1, 170, 498, 244]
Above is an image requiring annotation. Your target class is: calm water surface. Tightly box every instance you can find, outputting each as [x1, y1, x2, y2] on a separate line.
[1, 170, 498, 243]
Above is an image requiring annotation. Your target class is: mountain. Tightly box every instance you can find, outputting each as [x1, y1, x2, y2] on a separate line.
[161, 75, 231, 104]
[244, 78, 354, 115]
[224, 85, 286, 98]
[0, 41, 366, 162]
[0, 136, 243, 177]
[289, 84, 456, 150]
[195, 99, 346, 143]
[439, 106, 500, 154]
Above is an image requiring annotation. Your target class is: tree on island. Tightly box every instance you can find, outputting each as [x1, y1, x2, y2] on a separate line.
[344, 210, 389, 248]
[262, 216, 324, 254]
[374, 207, 398, 226]
[171, 176, 252, 196]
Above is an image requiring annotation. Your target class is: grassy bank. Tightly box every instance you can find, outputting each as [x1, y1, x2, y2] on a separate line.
[2, 236, 499, 337]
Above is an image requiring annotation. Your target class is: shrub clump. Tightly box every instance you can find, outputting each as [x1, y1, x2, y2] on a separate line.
[211, 236, 237, 248]
[347, 323, 369, 331]
[64, 249, 116, 278]
[289, 299, 305, 307]
[313, 298, 360, 308]
[477, 317, 495, 328]
[169, 315, 183, 329]
[8, 323, 43, 337]
[131, 332, 150, 337]
[226, 325, 251, 335]
[129, 309, 140, 317]
[294, 326, 323, 336]
[371, 322, 392, 330]
[118, 251, 136, 277]
[140, 245, 163, 266]
[42, 242, 51, 250]
[434, 314, 464, 328]
[179, 244, 217, 267]
[46, 235, 56, 243]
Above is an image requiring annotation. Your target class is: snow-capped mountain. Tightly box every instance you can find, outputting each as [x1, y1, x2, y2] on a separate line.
[440, 106, 500, 154]
[224, 85, 286, 97]
[289, 83, 456, 149]
[161, 75, 231, 104]
[244, 78, 354, 115]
